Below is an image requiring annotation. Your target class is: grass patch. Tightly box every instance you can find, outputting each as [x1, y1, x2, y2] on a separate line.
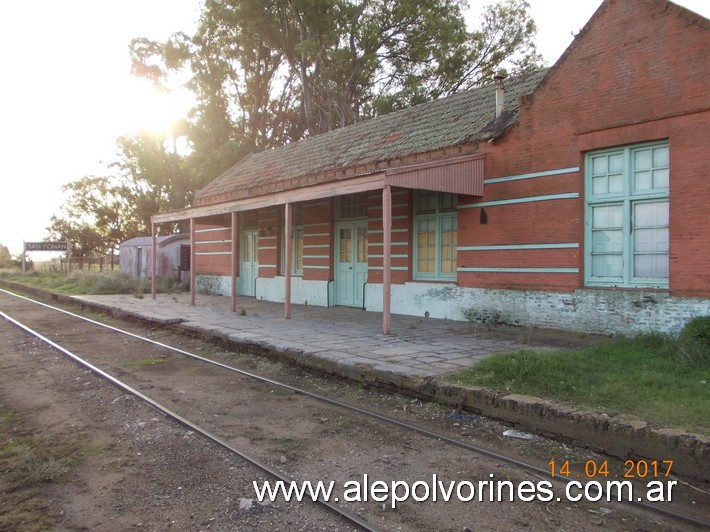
[0, 270, 186, 296]
[321, 415, 361, 435]
[446, 329, 709, 433]
[0, 406, 78, 530]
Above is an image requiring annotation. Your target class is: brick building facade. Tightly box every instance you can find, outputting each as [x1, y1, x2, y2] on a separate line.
[152, 0, 709, 335]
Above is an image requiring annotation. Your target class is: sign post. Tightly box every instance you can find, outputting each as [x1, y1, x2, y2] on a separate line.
[22, 241, 71, 274]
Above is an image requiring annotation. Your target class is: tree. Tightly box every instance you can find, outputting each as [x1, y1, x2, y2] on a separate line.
[0, 244, 11, 268]
[46, 176, 135, 257]
[111, 131, 192, 232]
[46, 215, 105, 258]
[48, 129, 194, 257]
[130, 0, 542, 176]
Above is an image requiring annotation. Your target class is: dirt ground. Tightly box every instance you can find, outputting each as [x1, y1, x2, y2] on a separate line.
[0, 292, 706, 530]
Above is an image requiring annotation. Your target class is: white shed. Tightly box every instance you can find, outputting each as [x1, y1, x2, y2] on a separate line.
[119, 234, 190, 282]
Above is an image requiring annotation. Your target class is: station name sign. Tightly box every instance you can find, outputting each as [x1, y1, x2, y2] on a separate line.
[25, 241, 69, 252]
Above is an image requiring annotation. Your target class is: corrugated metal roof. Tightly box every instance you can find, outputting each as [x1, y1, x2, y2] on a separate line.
[195, 70, 547, 205]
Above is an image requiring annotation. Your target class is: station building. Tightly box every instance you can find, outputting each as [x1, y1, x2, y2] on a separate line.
[152, 0, 710, 335]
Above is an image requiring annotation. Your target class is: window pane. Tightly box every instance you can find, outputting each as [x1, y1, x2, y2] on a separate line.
[592, 176, 607, 195]
[592, 205, 623, 228]
[415, 191, 437, 214]
[634, 254, 669, 278]
[440, 217, 457, 274]
[633, 201, 669, 279]
[592, 254, 623, 278]
[416, 219, 436, 273]
[293, 205, 303, 226]
[591, 155, 607, 175]
[635, 201, 668, 228]
[608, 173, 624, 193]
[242, 211, 257, 229]
[653, 146, 669, 168]
[609, 153, 624, 173]
[339, 228, 351, 262]
[634, 170, 652, 191]
[592, 229, 623, 253]
[652, 168, 669, 189]
[439, 193, 458, 212]
[357, 227, 368, 263]
[633, 145, 669, 193]
[634, 228, 668, 253]
[634, 149, 651, 171]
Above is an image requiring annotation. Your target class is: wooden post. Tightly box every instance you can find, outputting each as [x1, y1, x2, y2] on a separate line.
[151, 223, 157, 299]
[21, 241, 26, 274]
[190, 218, 196, 306]
[382, 185, 392, 334]
[231, 212, 238, 312]
[284, 203, 292, 319]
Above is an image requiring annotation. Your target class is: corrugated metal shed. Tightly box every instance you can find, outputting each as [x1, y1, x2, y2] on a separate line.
[119, 234, 189, 280]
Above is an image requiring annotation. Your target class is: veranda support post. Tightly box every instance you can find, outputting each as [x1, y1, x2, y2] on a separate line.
[231, 212, 238, 312]
[284, 202, 292, 319]
[382, 185, 392, 334]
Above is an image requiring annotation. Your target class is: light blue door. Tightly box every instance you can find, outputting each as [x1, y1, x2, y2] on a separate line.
[240, 230, 258, 296]
[335, 222, 368, 306]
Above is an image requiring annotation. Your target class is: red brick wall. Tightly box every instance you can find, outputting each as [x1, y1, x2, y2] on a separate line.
[302, 199, 334, 281]
[194, 225, 231, 275]
[256, 207, 279, 279]
[367, 189, 412, 285]
[463, 0, 709, 296]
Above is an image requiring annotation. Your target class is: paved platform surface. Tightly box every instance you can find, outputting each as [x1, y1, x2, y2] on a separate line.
[73, 292, 583, 380]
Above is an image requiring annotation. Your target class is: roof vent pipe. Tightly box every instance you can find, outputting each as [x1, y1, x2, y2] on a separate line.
[494, 72, 506, 118]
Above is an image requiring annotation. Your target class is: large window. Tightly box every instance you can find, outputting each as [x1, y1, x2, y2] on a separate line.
[414, 191, 457, 281]
[585, 142, 669, 288]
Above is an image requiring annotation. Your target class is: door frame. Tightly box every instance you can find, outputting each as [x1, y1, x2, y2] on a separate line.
[334, 220, 368, 307]
[239, 229, 259, 296]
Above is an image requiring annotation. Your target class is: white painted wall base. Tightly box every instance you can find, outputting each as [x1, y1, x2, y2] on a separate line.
[196, 275, 332, 307]
[255, 276, 331, 307]
[196, 275, 709, 336]
[366, 282, 710, 336]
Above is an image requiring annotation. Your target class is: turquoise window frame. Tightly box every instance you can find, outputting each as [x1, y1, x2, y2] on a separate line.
[584, 141, 669, 289]
[413, 192, 458, 281]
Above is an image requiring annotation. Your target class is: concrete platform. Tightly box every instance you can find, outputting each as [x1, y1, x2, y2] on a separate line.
[72, 292, 569, 381]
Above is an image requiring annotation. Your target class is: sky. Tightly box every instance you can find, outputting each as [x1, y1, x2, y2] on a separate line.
[1, 0, 708, 257]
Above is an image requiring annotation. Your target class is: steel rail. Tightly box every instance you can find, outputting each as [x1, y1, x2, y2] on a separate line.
[0, 309, 378, 532]
[1, 288, 708, 528]
[1, 290, 553, 473]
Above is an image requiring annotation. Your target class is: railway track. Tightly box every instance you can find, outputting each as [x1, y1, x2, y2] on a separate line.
[1, 287, 708, 530]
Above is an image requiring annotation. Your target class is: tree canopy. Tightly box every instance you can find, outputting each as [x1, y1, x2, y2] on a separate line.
[0, 244, 11, 268]
[49, 0, 541, 256]
[47, 131, 188, 256]
[131, 0, 542, 182]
